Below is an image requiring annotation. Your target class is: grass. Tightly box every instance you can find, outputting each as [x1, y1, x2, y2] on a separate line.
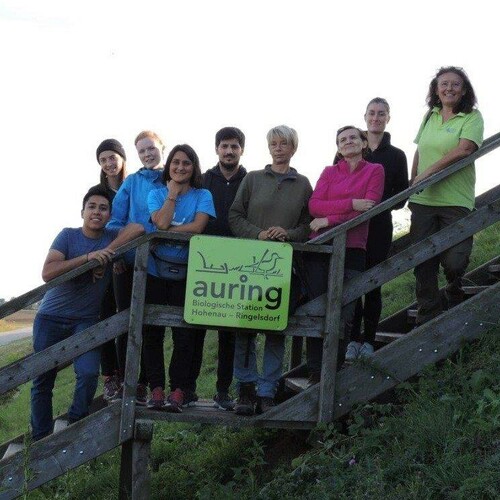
[0, 222, 499, 498]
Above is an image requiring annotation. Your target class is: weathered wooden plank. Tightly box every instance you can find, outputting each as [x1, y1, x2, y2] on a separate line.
[390, 183, 500, 256]
[319, 235, 346, 422]
[378, 255, 500, 334]
[0, 234, 150, 320]
[374, 332, 405, 343]
[119, 420, 154, 500]
[343, 201, 500, 305]
[285, 377, 310, 393]
[261, 281, 500, 425]
[290, 337, 303, 369]
[120, 241, 150, 443]
[308, 132, 500, 245]
[333, 281, 500, 419]
[0, 404, 121, 498]
[144, 304, 324, 338]
[0, 312, 130, 395]
[297, 203, 500, 318]
[135, 401, 317, 429]
[0, 396, 107, 459]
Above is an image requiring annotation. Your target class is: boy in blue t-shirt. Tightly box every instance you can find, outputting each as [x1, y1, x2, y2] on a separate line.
[31, 186, 144, 441]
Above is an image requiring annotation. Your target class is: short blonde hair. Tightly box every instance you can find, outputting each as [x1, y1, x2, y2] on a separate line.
[266, 125, 298, 153]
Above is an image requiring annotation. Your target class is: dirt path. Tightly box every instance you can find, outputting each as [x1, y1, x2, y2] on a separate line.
[0, 326, 32, 347]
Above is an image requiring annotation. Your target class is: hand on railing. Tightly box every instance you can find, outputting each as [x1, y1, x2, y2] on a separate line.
[310, 218, 329, 232]
[352, 199, 376, 212]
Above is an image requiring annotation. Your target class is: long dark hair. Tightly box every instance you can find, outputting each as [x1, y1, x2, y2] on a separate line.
[162, 144, 202, 188]
[333, 125, 369, 164]
[427, 66, 477, 114]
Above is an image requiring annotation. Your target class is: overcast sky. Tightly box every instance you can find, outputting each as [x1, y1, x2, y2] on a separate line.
[0, 0, 498, 298]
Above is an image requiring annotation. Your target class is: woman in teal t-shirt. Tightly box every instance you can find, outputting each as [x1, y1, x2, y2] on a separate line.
[409, 66, 484, 325]
[146, 144, 215, 412]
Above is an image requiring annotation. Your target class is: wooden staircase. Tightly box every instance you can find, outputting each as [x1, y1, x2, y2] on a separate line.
[1, 132, 500, 499]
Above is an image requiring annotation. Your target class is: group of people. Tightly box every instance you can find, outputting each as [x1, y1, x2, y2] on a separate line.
[30, 66, 484, 439]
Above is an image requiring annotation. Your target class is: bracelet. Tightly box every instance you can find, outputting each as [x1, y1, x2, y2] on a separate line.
[167, 197, 176, 202]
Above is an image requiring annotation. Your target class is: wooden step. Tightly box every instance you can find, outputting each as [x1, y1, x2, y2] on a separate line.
[285, 377, 310, 393]
[375, 332, 405, 343]
[136, 400, 315, 429]
[2, 442, 23, 461]
[53, 419, 69, 433]
[463, 285, 489, 295]
[488, 264, 500, 274]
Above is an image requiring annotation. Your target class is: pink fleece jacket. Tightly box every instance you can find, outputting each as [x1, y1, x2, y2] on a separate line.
[309, 159, 385, 249]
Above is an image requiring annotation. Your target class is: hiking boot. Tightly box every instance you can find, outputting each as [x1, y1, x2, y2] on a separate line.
[147, 387, 166, 410]
[136, 383, 148, 406]
[358, 342, 375, 358]
[166, 388, 184, 413]
[256, 396, 276, 414]
[445, 284, 465, 309]
[213, 392, 235, 411]
[235, 383, 256, 416]
[183, 391, 199, 408]
[345, 341, 362, 362]
[103, 375, 121, 402]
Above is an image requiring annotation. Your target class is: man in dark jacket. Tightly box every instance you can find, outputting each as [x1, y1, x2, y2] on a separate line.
[202, 127, 247, 410]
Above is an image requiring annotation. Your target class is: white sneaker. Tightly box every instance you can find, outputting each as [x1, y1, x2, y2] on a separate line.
[345, 341, 362, 361]
[359, 342, 374, 358]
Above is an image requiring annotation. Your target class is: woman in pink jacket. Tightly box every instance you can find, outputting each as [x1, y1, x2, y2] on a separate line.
[304, 126, 385, 382]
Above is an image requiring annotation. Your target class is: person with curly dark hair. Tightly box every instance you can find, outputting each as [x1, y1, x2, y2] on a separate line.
[409, 66, 484, 324]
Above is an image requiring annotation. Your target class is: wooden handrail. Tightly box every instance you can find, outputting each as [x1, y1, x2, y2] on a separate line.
[308, 131, 500, 245]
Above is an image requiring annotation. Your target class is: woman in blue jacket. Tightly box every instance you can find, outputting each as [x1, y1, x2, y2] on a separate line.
[107, 130, 166, 405]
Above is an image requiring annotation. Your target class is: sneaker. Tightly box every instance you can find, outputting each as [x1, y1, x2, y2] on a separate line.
[103, 375, 121, 402]
[111, 384, 123, 403]
[183, 391, 199, 408]
[235, 383, 256, 416]
[166, 388, 184, 413]
[358, 342, 375, 358]
[136, 383, 148, 406]
[345, 341, 362, 362]
[147, 386, 166, 410]
[213, 392, 235, 411]
[256, 396, 276, 414]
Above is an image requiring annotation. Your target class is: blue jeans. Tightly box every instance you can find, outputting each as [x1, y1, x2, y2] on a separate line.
[233, 274, 302, 399]
[234, 332, 285, 398]
[31, 314, 101, 441]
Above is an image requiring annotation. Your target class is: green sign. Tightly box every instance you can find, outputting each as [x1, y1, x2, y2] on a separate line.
[184, 236, 292, 331]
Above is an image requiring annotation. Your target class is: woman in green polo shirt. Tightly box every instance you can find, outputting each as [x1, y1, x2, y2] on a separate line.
[409, 66, 484, 325]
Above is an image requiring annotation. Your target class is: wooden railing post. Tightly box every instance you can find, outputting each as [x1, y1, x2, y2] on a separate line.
[119, 241, 150, 443]
[318, 232, 346, 422]
[119, 419, 154, 500]
[290, 337, 303, 369]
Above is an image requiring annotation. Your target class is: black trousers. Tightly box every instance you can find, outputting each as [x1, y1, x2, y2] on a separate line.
[409, 203, 472, 324]
[214, 329, 235, 394]
[141, 274, 206, 393]
[302, 250, 364, 374]
[350, 212, 393, 344]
